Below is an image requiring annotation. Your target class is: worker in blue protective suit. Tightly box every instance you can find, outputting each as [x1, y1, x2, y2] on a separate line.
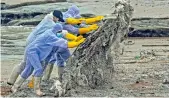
[7, 10, 65, 86]
[63, 5, 81, 19]
[11, 23, 85, 96]
[41, 30, 84, 81]
[27, 5, 99, 86]
[26, 10, 65, 45]
[28, 30, 84, 88]
[62, 5, 99, 35]
[64, 5, 104, 25]
[62, 5, 104, 35]
[41, 5, 99, 81]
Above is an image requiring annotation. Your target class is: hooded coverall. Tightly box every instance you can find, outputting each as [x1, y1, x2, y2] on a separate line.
[21, 24, 70, 79]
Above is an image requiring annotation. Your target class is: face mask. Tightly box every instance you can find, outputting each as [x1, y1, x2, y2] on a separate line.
[56, 30, 63, 38]
[56, 33, 63, 38]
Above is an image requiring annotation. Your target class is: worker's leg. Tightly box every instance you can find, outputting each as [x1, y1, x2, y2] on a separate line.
[56, 48, 70, 82]
[34, 77, 45, 96]
[11, 62, 34, 93]
[28, 61, 47, 88]
[42, 55, 55, 81]
[7, 56, 26, 85]
[42, 63, 54, 81]
[11, 76, 25, 93]
[56, 55, 65, 82]
[29, 53, 46, 96]
[49, 54, 65, 97]
[26, 60, 46, 97]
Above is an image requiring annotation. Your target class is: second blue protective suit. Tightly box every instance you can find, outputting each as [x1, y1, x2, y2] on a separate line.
[20, 24, 70, 79]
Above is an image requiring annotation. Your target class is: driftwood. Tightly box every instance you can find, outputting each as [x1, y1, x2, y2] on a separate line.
[61, 0, 134, 95]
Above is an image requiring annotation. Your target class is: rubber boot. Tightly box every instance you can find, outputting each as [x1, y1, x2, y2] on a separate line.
[7, 61, 25, 85]
[50, 66, 64, 96]
[28, 76, 34, 88]
[34, 77, 45, 96]
[42, 63, 54, 81]
[57, 66, 64, 82]
[11, 76, 25, 93]
[7, 71, 19, 85]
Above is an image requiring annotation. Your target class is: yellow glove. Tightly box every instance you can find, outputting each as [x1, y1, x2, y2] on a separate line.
[84, 16, 104, 24]
[65, 32, 77, 41]
[78, 18, 85, 21]
[77, 38, 85, 45]
[28, 76, 34, 88]
[89, 24, 99, 31]
[78, 18, 86, 23]
[68, 38, 85, 48]
[65, 32, 84, 42]
[76, 35, 83, 42]
[79, 24, 99, 34]
[95, 16, 104, 21]
[79, 27, 91, 34]
[66, 18, 81, 25]
[85, 18, 97, 24]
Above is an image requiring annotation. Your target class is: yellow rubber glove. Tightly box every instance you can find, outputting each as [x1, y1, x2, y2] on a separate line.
[89, 24, 99, 31]
[28, 76, 34, 88]
[66, 18, 81, 25]
[78, 18, 86, 23]
[95, 16, 104, 21]
[79, 24, 99, 34]
[85, 18, 97, 24]
[65, 32, 78, 41]
[79, 27, 91, 34]
[68, 38, 85, 48]
[76, 35, 83, 42]
[84, 16, 104, 24]
[65, 32, 84, 42]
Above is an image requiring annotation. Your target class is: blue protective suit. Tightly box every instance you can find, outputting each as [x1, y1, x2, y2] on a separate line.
[21, 24, 70, 79]
[47, 6, 83, 65]
[26, 13, 56, 45]
[27, 5, 81, 44]
[62, 23, 79, 34]
[61, 5, 82, 35]
[63, 5, 81, 20]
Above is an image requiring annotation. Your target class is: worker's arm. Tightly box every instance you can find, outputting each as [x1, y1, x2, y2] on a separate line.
[65, 32, 83, 41]
[79, 24, 99, 34]
[58, 30, 83, 41]
[66, 18, 82, 25]
[66, 16, 104, 25]
[67, 38, 85, 48]
[83, 16, 104, 24]
[63, 24, 98, 35]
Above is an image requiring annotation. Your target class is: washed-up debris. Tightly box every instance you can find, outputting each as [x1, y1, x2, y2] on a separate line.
[139, 50, 156, 60]
[127, 80, 152, 90]
[124, 40, 135, 45]
[135, 56, 141, 60]
[0, 81, 12, 96]
[61, 0, 133, 96]
[0, 86, 12, 96]
[163, 80, 169, 84]
[128, 28, 169, 37]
